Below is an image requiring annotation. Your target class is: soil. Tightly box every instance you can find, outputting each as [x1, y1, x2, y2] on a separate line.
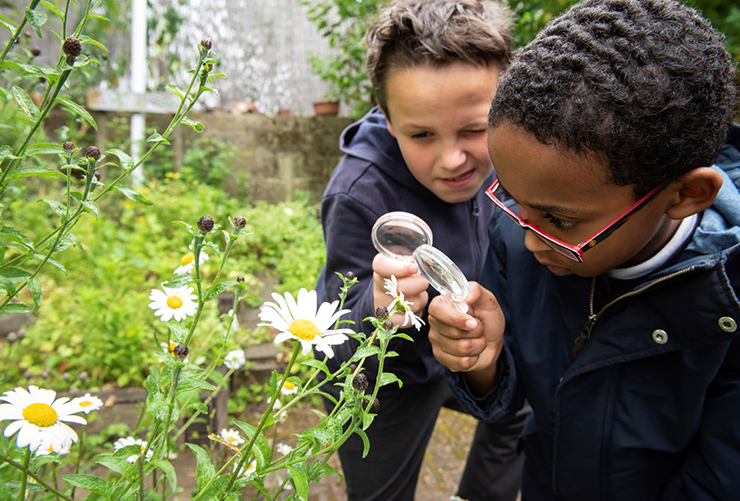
[170, 404, 479, 500]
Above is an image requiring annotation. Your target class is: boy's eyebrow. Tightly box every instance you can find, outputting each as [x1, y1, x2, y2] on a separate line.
[498, 178, 592, 216]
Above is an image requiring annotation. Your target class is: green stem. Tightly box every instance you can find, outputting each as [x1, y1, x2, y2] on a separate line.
[206, 344, 301, 501]
[0, 0, 41, 63]
[173, 367, 234, 441]
[18, 448, 30, 501]
[138, 455, 145, 500]
[70, 427, 85, 499]
[0, 450, 73, 501]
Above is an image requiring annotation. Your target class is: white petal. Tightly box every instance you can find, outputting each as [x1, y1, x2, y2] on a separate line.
[28, 386, 57, 405]
[3, 419, 25, 437]
[58, 414, 86, 425]
[273, 332, 295, 345]
[0, 403, 23, 420]
[149, 289, 168, 302]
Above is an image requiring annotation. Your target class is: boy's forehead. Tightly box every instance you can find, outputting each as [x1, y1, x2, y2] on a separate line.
[488, 122, 619, 207]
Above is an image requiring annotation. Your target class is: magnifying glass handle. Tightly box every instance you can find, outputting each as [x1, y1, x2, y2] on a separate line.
[442, 296, 469, 314]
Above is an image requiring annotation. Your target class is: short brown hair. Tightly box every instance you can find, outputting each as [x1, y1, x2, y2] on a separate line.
[366, 0, 514, 113]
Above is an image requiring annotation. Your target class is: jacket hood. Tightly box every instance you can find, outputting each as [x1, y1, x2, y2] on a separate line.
[682, 138, 740, 265]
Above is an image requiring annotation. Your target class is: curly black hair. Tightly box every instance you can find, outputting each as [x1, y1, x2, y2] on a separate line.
[488, 0, 738, 197]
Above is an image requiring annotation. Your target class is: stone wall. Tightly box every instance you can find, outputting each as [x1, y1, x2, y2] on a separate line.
[91, 111, 354, 204]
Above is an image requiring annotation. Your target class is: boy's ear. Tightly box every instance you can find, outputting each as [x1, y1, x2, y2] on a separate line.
[665, 167, 724, 219]
[379, 107, 397, 138]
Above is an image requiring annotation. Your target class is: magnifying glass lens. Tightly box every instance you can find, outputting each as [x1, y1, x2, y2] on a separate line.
[413, 244, 470, 313]
[372, 212, 433, 261]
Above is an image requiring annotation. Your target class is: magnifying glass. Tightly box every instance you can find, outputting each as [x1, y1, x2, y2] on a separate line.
[371, 212, 433, 261]
[412, 244, 470, 313]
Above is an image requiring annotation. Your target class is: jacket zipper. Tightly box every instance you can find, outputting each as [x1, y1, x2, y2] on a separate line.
[471, 198, 482, 275]
[572, 266, 696, 359]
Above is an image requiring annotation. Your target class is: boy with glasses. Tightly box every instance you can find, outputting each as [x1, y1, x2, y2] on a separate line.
[428, 0, 740, 498]
[315, 1, 527, 499]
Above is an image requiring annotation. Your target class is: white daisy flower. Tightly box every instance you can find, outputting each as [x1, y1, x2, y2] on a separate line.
[0, 386, 86, 455]
[384, 275, 425, 330]
[258, 288, 353, 358]
[280, 380, 298, 396]
[34, 436, 72, 456]
[173, 250, 209, 276]
[149, 286, 198, 322]
[113, 436, 153, 464]
[69, 393, 103, 414]
[219, 428, 245, 447]
[276, 442, 292, 455]
[267, 397, 288, 423]
[234, 459, 257, 478]
[223, 349, 246, 370]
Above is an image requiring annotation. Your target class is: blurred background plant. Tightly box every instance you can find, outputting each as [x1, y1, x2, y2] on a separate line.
[301, 0, 740, 118]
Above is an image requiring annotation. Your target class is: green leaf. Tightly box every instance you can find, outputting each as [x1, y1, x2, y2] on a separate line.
[165, 83, 185, 99]
[0, 16, 15, 34]
[30, 252, 66, 274]
[80, 199, 100, 219]
[6, 165, 65, 181]
[40, 1, 63, 22]
[378, 371, 402, 389]
[177, 366, 216, 394]
[166, 320, 188, 344]
[204, 281, 238, 302]
[186, 443, 215, 489]
[361, 410, 376, 430]
[25, 8, 46, 38]
[181, 116, 204, 133]
[86, 13, 110, 21]
[197, 474, 230, 499]
[0, 226, 34, 251]
[25, 143, 65, 156]
[39, 198, 67, 217]
[0, 145, 20, 162]
[355, 428, 371, 458]
[96, 449, 138, 481]
[0, 268, 31, 283]
[79, 34, 109, 53]
[146, 131, 171, 145]
[0, 304, 31, 316]
[233, 421, 272, 468]
[114, 185, 153, 205]
[301, 358, 330, 377]
[287, 464, 309, 499]
[27, 278, 41, 313]
[62, 474, 116, 497]
[56, 95, 97, 130]
[153, 460, 177, 492]
[11, 86, 39, 122]
[350, 345, 380, 362]
[163, 274, 194, 288]
[107, 148, 134, 170]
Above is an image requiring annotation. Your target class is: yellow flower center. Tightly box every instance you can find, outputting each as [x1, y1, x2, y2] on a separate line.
[23, 403, 58, 428]
[288, 319, 321, 341]
[284, 381, 295, 391]
[79, 400, 92, 408]
[180, 252, 195, 266]
[167, 296, 183, 309]
[228, 436, 237, 442]
[168, 342, 177, 355]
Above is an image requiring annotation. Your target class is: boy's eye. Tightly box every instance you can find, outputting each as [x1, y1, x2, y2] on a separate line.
[410, 132, 431, 140]
[544, 213, 577, 231]
[464, 129, 486, 136]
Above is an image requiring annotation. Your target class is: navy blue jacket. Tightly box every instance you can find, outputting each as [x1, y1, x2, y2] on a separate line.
[317, 107, 494, 384]
[448, 135, 740, 500]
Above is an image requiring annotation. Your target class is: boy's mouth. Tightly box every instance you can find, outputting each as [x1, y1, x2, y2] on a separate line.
[535, 256, 571, 277]
[441, 169, 475, 188]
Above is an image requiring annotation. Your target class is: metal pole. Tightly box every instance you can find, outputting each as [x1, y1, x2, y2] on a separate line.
[130, 0, 147, 186]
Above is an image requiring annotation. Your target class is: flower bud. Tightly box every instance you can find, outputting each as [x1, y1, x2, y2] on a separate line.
[78, 371, 89, 382]
[63, 141, 75, 151]
[17, 328, 26, 340]
[197, 215, 214, 233]
[84, 145, 101, 160]
[173, 344, 189, 359]
[383, 320, 394, 331]
[352, 372, 369, 392]
[6, 331, 18, 343]
[23, 369, 33, 379]
[233, 216, 246, 229]
[94, 171, 102, 182]
[236, 276, 245, 283]
[62, 37, 82, 63]
[31, 47, 41, 57]
[375, 306, 389, 320]
[345, 271, 356, 280]
[200, 38, 212, 50]
[370, 398, 380, 412]
[63, 372, 71, 382]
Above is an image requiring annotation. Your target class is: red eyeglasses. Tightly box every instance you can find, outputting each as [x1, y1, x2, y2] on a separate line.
[485, 178, 671, 262]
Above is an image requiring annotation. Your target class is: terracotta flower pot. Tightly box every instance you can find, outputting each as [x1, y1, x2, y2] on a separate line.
[313, 100, 340, 116]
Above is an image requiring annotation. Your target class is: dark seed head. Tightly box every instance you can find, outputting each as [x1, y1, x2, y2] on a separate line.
[383, 320, 394, 331]
[16, 328, 26, 340]
[173, 344, 189, 359]
[370, 398, 380, 412]
[78, 371, 89, 382]
[236, 276, 245, 283]
[6, 331, 18, 343]
[197, 215, 214, 233]
[200, 38, 212, 50]
[233, 216, 246, 229]
[84, 146, 101, 160]
[62, 37, 82, 61]
[63, 141, 75, 151]
[24, 369, 33, 379]
[375, 306, 389, 320]
[94, 171, 101, 182]
[345, 271, 356, 281]
[352, 372, 369, 392]
[31, 47, 41, 57]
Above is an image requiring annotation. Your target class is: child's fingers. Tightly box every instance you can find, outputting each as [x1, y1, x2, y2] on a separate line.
[372, 253, 417, 279]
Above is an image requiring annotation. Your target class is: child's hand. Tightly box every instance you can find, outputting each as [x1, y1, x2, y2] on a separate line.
[372, 253, 429, 327]
[428, 282, 504, 395]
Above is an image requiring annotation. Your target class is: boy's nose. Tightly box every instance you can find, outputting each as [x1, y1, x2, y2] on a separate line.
[524, 229, 553, 255]
[440, 144, 466, 170]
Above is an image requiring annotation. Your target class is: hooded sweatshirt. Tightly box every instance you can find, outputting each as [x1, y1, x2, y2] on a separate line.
[316, 107, 495, 384]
